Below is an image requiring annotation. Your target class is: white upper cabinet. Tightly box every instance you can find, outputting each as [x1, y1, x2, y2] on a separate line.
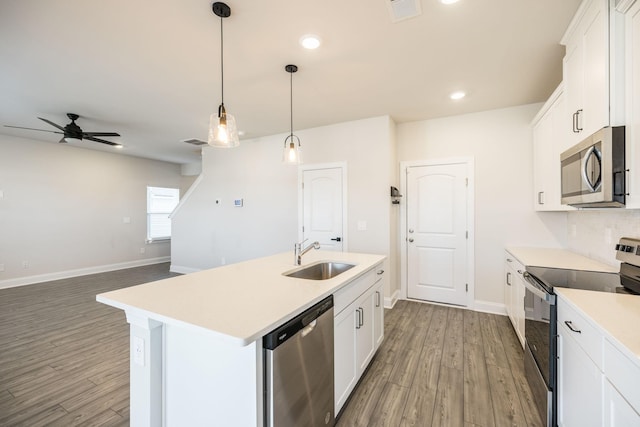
[561, 0, 625, 145]
[619, 0, 640, 207]
[532, 85, 574, 211]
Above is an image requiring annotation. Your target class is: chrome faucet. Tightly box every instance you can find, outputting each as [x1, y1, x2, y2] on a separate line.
[294, 239, 320, 265]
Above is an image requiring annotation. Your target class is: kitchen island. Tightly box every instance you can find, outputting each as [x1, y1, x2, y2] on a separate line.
[97, 250, 386, 427]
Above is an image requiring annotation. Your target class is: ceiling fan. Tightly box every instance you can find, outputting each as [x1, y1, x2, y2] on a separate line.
[4, 113, 122, 147]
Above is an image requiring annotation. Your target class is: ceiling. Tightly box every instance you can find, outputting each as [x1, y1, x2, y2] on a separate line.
[0, 0, 581, 165]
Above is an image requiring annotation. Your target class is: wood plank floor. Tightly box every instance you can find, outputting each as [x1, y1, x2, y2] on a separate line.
[337, 300, 544, 427]
[1, 265, 542, 426]
[0, 263, 178, 427]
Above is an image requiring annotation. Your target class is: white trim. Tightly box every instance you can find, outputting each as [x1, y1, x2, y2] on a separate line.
[169, 264, 202, 275]
[297, 162, 348, 251]
[473, 300, 507, 316]
[399, 157, 475, 309]
[169, 173, 204, 219]
[617, 0, 636, 14]
[384, 289, 400, 309]
[0, 256, 170, 289]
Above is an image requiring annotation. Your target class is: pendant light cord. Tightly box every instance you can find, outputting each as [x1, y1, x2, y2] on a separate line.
[290, 70, 293, 139]
[220, 14, 224, 107]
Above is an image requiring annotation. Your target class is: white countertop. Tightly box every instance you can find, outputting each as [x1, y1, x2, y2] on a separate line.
[555, 288, 640, 366]
[506, 247, 618, 272]
[97, 251, 385, 346]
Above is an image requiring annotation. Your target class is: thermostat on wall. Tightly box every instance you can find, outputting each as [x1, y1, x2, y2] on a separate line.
[234, 198, 243, 207]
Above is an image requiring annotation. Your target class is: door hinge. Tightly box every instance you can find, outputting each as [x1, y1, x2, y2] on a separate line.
[466, 283, 468, 292]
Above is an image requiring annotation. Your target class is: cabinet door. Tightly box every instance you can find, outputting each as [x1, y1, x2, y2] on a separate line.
[563, 0, 610, 141]
[334, 304, 358, 413]
[512, 272, 526, 348]
[604, 380, 640, 426]
[557, 327, 603, 427]
[373, 280, 384, 350]
[355, 290, 375, 373]
[504, 257, 516, 329]
[533, 106, 554, 211]
[625, 1, 640, 208]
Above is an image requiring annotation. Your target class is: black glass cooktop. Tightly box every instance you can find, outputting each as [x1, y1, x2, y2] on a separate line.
[525, 266, 639, 295]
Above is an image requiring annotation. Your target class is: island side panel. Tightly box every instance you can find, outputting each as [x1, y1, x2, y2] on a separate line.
[125, 313, 163, 427]
[164, 323, 264, 426]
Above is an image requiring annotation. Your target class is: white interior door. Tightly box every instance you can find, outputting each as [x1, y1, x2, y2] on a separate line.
[302, 167, 344, 251]
[406, 163, 468, 306]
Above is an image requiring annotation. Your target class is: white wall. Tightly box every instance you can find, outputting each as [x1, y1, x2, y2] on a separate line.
[396, 104, 568, 307]
[171, 116, 396, 295]
[567, 209, 640, 266]
[0, 135, 182, 287]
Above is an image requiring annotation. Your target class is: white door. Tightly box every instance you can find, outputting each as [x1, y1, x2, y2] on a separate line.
[406, 163, 468, 306]
[302, 167, 344, 251]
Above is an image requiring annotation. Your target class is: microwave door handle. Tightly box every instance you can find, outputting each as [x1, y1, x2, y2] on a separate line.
[581, 146, 598, 192]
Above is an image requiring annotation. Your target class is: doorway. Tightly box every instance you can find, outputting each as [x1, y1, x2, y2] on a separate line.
[401, 159, 474, 307]
[299, 163, 347, 251]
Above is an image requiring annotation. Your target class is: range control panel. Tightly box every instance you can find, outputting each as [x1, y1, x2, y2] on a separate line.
[615, 237, 640, 264]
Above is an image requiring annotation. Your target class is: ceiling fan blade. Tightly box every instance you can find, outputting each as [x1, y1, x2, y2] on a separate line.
[3, 124, 64, 134]
[37, 117, 65, 131]
[83, 131, 121, 137]
[85, 136, 122, 147]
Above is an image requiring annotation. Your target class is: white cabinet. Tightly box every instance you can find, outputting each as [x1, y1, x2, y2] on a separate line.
[504, 252, 525, 348]
[532, 85, 574, 211]
[334, 264, 385, 413]
[561, 0, 624, 144]
[557, 298, 603, 426]
[557, 293, 640, 427]
[621, 0, 640, 208]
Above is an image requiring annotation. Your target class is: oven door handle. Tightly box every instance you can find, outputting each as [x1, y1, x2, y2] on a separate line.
[522, 272, 556, 303]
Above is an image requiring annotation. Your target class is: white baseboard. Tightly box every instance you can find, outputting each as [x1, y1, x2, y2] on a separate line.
[169, 265, 202, 275]
[0, 257, 171, 290]
[384, 289, 400, 309]
[472, 300, 507, 316]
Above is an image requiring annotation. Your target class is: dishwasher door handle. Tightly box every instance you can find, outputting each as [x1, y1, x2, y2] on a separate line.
[301, 319, 317, 338]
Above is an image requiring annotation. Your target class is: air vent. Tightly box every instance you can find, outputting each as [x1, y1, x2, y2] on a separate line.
[182, 138, 207, 146]
[386, 0, 422, 22]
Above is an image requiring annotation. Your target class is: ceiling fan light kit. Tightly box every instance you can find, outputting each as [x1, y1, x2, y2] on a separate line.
[208, 2, 240, 148]
[283, 64, 302, 165]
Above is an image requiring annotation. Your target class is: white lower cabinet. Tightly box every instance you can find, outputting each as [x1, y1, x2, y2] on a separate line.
[557, 294, 640, 427]
[334, 264, 385, 414]
[557, 321, 603, 426]
[504, 251, 525, 347]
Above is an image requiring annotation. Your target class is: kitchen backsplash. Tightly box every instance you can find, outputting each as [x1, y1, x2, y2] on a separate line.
[568, 210, 640, 266]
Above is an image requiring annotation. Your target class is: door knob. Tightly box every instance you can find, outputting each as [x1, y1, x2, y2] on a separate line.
[330, 237, 342, 242]
[408, 229, 414, 233]
[408, 238, 414, 242]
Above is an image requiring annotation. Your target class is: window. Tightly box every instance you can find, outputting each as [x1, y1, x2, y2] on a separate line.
[147, 186, 179, 242]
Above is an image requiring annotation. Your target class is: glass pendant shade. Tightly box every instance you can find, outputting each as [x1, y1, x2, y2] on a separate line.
[283, 134, 302, 164]
[208, 104, 239, 147]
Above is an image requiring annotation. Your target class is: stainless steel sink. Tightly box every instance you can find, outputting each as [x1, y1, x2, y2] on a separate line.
[283, 261, 355, 280]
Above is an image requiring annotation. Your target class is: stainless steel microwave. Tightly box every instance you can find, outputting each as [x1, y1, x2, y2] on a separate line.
[560, 126, 626, 207]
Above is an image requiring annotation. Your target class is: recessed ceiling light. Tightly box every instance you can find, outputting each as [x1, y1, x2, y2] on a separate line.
[450, 91, 466, 100]
[440, 0, 460, 4]
[300, 35, 321, 50]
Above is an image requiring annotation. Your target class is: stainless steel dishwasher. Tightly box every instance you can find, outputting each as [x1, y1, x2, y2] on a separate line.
[263, 295, 334, 427]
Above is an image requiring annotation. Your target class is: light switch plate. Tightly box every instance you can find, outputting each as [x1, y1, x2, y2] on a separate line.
[133, 336, 145, 366]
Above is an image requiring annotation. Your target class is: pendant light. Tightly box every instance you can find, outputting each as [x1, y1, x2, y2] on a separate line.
[283, 64, 301, 164]
[208, 2, 239, 148]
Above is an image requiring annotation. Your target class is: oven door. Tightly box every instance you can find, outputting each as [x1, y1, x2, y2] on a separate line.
[523, 272, 557, 427]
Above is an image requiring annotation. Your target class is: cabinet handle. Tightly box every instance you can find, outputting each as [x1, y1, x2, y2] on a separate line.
[506, 258, 513, 262]
[564, 320, 582, 334]
[517, 270, 524, 275]
[538, 191, 544, 205]
[375, 291, 381, 307]
[576, 109, 583, 132]
[359, 308, 364, 327]
[572, 111, 578, 133]
[356, 308, 361, 329]
[377, 269, 384, 275]
[506, 272, 512, 286]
